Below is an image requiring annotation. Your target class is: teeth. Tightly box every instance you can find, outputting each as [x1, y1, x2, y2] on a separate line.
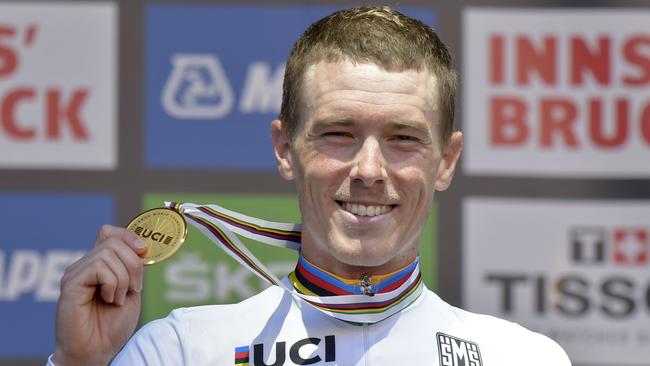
[358, 205, 367, 216]
[341, 202, 392, 217]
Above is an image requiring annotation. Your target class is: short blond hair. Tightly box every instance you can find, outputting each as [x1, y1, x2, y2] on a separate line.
[280, 6, 457, 146]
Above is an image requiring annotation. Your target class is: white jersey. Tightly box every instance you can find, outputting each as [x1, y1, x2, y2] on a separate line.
[109, 282, 571, 366]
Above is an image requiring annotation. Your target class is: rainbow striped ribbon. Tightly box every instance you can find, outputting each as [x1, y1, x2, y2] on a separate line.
[166, 201, 424, 324]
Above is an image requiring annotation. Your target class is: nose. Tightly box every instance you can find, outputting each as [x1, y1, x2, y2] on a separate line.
[350, 137, 387, 187]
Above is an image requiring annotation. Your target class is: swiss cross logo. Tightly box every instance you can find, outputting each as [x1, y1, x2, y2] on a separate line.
[437, 333, 482, 366]
[613, 228, 648, 265]
[570, 226, 649, 266]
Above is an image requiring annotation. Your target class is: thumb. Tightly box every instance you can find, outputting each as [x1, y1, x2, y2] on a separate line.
[97, 225, 148, 256]
[131, 238, 148, 256]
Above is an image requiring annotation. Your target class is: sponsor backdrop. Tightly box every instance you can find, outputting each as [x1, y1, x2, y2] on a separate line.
[0, 193, 114, 358]
[461, 7, 650, 366]
[464, 198, 650, 365]
[464, 9, 650, 178]
[0, 3, 116, 170]
[0, 1, 648, 366]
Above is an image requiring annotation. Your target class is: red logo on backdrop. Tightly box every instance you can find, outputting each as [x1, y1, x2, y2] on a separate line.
[0, 24, 89, 141]
[613, 228, 648, 265]
[488, 34, 650, 149]
[572, 226, 649, 266]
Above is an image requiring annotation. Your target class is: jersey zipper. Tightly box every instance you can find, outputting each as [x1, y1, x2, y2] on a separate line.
[362, 324, 369, 366]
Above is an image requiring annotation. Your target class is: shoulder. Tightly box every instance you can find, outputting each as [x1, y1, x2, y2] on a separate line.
[452, 307, 572, 365]
[113, 286, 289, 364]
[424, 291, 571, 366]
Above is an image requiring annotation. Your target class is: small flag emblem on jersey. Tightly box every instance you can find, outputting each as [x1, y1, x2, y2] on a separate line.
[437, 332, 483, 366]
[235, 345, 250, 366]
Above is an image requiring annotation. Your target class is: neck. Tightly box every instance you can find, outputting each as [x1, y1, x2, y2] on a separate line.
[299, 242, 419, 280]
[291, 254, 420, 296]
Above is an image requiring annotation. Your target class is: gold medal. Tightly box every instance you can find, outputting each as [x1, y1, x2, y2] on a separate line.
[127, 208, 187, 265]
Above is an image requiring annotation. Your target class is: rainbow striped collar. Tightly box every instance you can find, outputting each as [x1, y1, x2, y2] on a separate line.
[290, 255, 419, 297]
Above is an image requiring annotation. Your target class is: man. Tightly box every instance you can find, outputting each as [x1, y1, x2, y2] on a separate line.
[50, 6, 571, 365]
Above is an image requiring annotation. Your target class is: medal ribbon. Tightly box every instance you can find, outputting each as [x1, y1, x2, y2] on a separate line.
[166, 201, 424, 324]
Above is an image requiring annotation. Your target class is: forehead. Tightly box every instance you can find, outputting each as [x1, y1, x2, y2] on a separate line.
[300, 61, 439, 127]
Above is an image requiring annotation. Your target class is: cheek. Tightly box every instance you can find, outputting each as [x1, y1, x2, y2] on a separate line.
[394, 162, 436, 190]
[296, 155, 340, 201]
[301, 149, 349, 182]
[390, 148, 437, 174]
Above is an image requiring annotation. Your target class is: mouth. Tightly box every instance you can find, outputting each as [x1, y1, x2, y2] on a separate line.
[337, 201, 396, 217]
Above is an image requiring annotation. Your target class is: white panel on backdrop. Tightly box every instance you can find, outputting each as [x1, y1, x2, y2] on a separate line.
[0, 3, 117, 169]
[463, 9, 650, 178]
[463, 198, 650, 365]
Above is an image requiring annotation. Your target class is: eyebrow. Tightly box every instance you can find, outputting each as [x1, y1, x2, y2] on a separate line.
[311, 118, 431, 133]
[311, 118, 355, 129]
[388, 121, 431, 135]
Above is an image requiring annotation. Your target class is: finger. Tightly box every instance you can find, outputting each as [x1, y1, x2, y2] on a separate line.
[59, 230, 115, 284]
[95, 261, 118, 304]
[63, 238, 120, 284]
[60, 252, 87, 281]
[110, 239, 145, 293]
[96, 224, 147, 254]
[99, 249, 131, 306]
[60, 250, 103, 295]
[60, 245, 130, 306]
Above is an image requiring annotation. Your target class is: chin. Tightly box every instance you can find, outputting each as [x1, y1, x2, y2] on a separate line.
[327, 238, 395, 269]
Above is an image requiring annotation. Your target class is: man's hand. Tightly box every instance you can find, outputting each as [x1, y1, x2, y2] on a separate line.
[53, 225, 147, 366]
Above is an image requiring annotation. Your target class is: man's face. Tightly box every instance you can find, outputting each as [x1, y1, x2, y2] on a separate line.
[272, 60, 461, 275]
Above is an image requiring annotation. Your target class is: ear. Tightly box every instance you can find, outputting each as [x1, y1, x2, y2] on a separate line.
[434, 131, 463, 191]
[271, 119, 295, 180]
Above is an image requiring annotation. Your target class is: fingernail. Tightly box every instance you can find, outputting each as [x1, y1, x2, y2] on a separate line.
[135, 279, 143, 293]
[133, 239, 145, 249]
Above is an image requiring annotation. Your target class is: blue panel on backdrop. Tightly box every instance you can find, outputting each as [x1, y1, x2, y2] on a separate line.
[0, 193, 114, 358]
[145, 5, 436, 170]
